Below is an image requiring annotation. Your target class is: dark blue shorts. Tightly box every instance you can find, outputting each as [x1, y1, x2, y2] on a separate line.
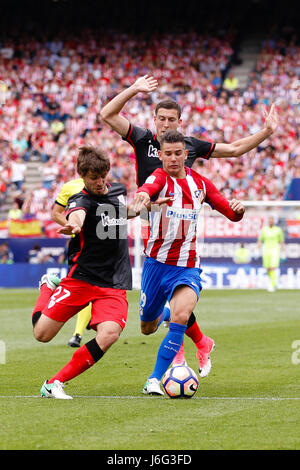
[139, 257, 203, 322]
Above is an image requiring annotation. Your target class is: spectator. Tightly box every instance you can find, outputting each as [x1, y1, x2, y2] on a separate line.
[41, 160, 59, 189]
[8, 201, 23, 220]
[27, 244, 55, 264]
[27, 244, 42, 264]
[0, 242, 14, 264]
[0, 25, 298, 227]
[10, 157, 27, 191]
[58, 240, 70, 265]
[222, 72, 239, 95]
[0, 174, 7, 203]
[12, 131, 29, 159]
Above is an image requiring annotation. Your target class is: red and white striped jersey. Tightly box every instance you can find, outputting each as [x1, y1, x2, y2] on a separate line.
[137, 167, 243, 268]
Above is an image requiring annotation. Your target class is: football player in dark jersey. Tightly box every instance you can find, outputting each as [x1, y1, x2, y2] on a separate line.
[100, 75, 278, 186]
[100, 75, 278, 376]
[31, 146, 132, 399]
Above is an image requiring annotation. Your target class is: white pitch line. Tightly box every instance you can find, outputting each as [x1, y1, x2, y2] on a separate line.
[0, 395, 300, 400]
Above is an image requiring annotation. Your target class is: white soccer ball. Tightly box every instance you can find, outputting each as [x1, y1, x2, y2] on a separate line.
[162, 365, 199, 398]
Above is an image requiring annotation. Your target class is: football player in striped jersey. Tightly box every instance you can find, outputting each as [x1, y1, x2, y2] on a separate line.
[133, 130, 245, 395]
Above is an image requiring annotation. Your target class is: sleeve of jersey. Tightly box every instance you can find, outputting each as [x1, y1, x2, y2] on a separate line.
[191, 137, 215, 160]
[55, 184, 70, 207]
[66, 195, 91, 219]
[123, 123, 148, 146]
[136, 169, 166, 198]
[203, 176, 243, 222]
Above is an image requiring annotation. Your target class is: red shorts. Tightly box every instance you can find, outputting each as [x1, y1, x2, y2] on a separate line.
[42, 278, 128, 330]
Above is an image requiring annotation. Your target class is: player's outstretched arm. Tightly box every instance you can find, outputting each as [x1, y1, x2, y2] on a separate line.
[131, 169, 167, 215]
[52, 203, 67, 227]
[211, 104, 278, 158]
[203, 176, 245, 221]
[127, 196, 173, 218]
[57, 209, 86, 235]
[100, 75, 158, 137]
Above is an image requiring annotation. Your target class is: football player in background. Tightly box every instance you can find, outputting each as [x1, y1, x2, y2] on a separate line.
[257, 216, 285, 292]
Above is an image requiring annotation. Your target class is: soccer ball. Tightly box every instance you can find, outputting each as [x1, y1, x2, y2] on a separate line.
[162, 365, 199, 398]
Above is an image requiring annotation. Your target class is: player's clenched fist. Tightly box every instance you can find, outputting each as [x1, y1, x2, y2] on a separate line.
[229, 199, 245, 215]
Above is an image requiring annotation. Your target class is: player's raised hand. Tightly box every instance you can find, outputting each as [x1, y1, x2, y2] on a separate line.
[57, 222, 81, 235]
[229, 199, 245, 215]
[133, 75, 158, 94]
[264, 103, 278, 134]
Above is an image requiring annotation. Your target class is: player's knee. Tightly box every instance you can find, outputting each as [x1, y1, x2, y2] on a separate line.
[109, 330, 121, 345]
[141, 322, 156, 335]
[171, 311, 189, 326]
[33, 327, 52, 343]
[96, 327, 120, 349]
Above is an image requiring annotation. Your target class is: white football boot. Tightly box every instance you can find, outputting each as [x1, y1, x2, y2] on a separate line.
[40, 380, 73, 400]
[142, 378, 164, 396]
[39, 274, 60, 291]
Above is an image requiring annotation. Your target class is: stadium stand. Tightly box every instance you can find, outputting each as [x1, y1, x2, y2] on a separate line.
[0, 1, 298, 233]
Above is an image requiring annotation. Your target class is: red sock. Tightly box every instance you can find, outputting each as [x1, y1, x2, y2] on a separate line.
[48, 344, 96, 384]
[185, 322, 204, 346]
[32, 284, 52, 317]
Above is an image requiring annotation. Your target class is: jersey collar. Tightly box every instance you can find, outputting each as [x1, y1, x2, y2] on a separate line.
[82, 183, 111, 198]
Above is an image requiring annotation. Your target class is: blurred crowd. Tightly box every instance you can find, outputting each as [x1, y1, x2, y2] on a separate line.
[0, 27, 299, 227]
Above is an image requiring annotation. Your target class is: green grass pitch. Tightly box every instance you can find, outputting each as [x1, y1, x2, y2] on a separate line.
[0, 287, 300, 450]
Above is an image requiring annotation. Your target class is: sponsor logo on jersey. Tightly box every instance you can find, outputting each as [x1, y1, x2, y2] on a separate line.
[147, 144, 159, 158]
[100, 214, 127, 227]
[166, 207, 197, 221]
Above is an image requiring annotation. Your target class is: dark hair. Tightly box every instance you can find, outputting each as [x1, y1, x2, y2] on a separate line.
[160, 130, 186, 148]
[77, 145, 110, 177]
[155, 100, 182, 119]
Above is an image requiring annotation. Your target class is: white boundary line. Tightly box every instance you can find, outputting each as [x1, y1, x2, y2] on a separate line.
[1, 395, 300, 400]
